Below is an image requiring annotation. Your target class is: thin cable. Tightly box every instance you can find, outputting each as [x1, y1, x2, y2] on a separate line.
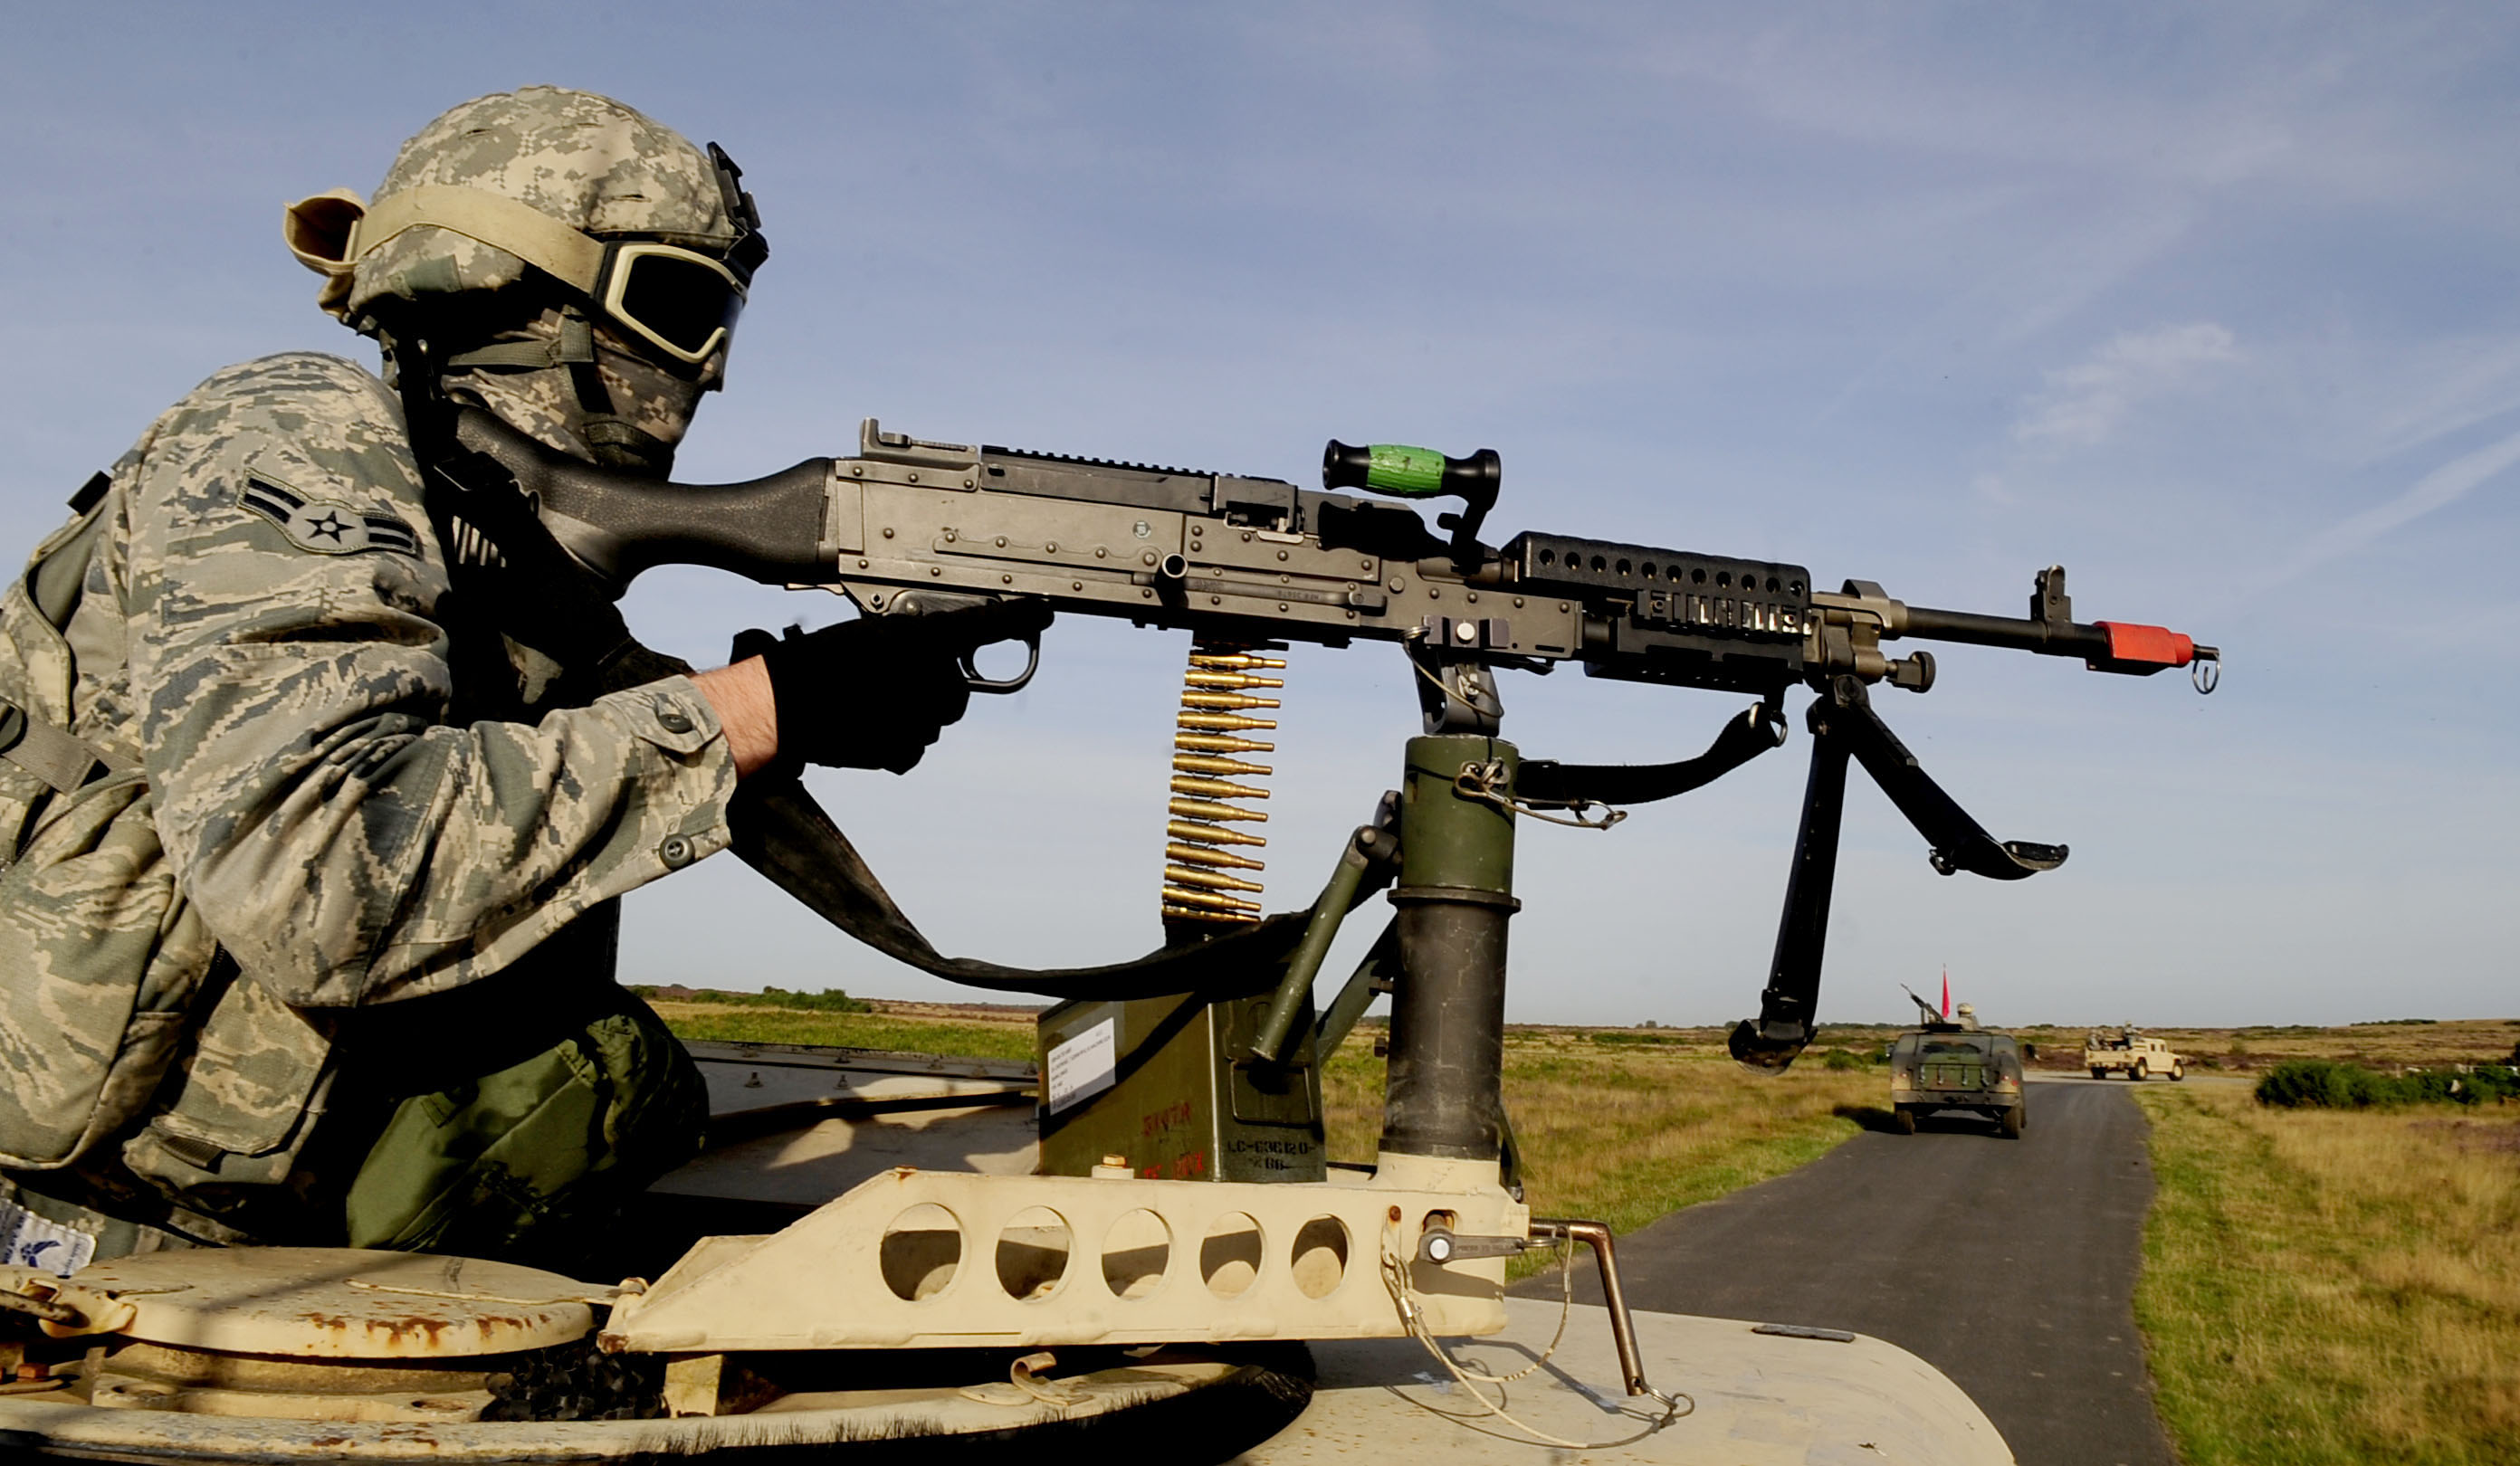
[1376, 1223, 1690, 1450]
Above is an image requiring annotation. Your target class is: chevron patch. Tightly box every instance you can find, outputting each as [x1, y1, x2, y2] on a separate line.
[237, 472, 421, 557]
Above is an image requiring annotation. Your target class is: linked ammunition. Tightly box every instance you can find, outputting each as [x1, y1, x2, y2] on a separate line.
[1165, 840, 1266, 870]
[1164, 641, 1280, 931]
[1173, 754, 1272, 777]
[1167, 819, 1266, 848]
[1170, 775, 1270, 801]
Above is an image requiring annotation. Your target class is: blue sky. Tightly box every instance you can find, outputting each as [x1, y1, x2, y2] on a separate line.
[5, 4, 2515, 1026]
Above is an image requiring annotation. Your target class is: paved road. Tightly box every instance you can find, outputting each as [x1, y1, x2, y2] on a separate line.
[1513, 1077, 2176, 1466]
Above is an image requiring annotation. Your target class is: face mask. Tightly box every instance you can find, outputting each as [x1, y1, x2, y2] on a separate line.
[437, 303, 718, 476]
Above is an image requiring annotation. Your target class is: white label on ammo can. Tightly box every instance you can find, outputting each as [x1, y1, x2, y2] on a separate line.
[1046, 1017, 1118, 1114]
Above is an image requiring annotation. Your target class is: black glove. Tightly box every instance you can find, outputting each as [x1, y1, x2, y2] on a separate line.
[732, 599, 1052, 775]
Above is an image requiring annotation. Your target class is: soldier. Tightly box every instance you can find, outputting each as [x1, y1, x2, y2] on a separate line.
[0, 88, 1028, 1272]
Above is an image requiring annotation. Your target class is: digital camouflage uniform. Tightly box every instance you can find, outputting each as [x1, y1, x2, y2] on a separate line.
[0, 88, 749, 1268]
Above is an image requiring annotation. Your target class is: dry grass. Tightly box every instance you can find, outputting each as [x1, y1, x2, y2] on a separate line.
[2006, 1017, 2520, 1073]
[1324, 1028, 1882, 1272]
[652, 999, 1036, 1061]
[2133, 1083, 2520, 1463]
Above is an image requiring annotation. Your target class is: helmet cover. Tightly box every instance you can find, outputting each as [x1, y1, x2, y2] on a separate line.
[345, 85, 741, 323]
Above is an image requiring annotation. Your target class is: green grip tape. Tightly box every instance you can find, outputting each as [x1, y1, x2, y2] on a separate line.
[1366, 444, 1446, 497]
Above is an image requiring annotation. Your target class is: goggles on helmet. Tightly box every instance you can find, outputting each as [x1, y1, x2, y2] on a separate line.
[287, 150, 767, 366]
[591, 240, 747, 363]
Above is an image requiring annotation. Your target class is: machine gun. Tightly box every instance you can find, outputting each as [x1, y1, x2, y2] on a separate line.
[453, 407, 2215, 1080]
[0, 414, 2216, 1447]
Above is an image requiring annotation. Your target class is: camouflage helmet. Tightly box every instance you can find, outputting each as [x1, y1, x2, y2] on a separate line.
[285, 86, 765, 355]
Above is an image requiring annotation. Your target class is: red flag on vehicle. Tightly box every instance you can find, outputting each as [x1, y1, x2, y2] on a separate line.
[1941, 968, 1951, 1019]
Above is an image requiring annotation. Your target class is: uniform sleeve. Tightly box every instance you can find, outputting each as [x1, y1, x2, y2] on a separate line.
[119, 353, 738, 1006]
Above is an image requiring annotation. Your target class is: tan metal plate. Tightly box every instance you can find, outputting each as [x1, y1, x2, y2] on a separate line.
[1238, 1297, 2015, 1464]
[32, 1248, 597, 1358]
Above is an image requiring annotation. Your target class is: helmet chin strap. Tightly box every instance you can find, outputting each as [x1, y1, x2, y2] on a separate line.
[549, 304, 681, 475]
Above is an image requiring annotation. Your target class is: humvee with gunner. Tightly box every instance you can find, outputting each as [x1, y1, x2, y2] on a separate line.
[2083, 1026, 2186, 1080]
[1888, 993, 2028, 1138]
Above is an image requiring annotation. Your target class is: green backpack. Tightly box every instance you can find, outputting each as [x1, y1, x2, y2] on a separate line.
[0, 474, 224, 1173]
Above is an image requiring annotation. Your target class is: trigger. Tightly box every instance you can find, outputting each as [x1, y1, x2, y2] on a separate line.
[963, 633, 1040, 694]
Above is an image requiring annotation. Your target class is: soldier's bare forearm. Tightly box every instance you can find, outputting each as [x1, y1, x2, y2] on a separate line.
[693, 657, 779, 778]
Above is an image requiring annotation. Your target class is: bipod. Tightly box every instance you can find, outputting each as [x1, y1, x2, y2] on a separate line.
[1730, 676, 2065, 1071]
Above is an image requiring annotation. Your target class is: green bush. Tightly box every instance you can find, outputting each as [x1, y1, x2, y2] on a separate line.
[2255, 1059, 2520, 1109]
[1821, 1047, 1865, 1071]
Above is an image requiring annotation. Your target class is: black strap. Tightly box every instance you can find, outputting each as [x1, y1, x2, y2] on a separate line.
[597, 643, 1307, 1001]
[1515, 700, 1786, 808]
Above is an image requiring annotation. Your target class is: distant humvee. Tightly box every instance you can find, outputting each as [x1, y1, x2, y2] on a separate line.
[1888, 994, 2027, 1138]
[2083, 1026, 2186, 1081]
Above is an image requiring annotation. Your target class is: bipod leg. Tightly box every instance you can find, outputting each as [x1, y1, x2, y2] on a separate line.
[1828, 676, 2067, 880]
[1728, 685, 1853, 1072]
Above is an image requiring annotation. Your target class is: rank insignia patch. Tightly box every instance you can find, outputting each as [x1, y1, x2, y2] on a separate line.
[238, 473, 422, 557]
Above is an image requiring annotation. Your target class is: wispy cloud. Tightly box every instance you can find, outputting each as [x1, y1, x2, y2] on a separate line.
[2252, 426, 2520, 590]
[2014, 322, 2241, 447]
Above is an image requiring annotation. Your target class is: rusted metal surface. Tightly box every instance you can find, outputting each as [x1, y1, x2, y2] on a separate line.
[82, 1339, 500, 1423]
[11, 1250, 596, 1358]
[0, 1349, 1244, 1460]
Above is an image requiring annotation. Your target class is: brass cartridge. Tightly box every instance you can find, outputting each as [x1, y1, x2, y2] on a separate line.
[1160, 885, 1262, 913]
[1172, 754, 1272, 778]
[1165, 841, 1266, 871]
[1183, 671, 1286, 690]
[1174, 732, 1275, 754]
[1179, 690, 1281, 711]
[1169, 797, 1268, 823]
[1170, 775, 1270, 802]
[1162, 903, 1259, 925]
[1163, 865, 1265, 894]
[1177, 711, 1278, 732]
[1166, 820, 1266, 848]
[1188, 652, 1288, 671]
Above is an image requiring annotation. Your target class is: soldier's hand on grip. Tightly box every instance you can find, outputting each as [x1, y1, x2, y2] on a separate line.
[734, 600, 1052, 775]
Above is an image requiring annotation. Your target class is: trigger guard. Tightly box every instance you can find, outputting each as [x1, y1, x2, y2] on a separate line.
[962, 633, 1040, 694]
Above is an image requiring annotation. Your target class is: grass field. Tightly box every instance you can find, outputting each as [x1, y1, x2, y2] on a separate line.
[1325, 1029, 1882, 1274]
[2132, 1083, 2520, 1464]
[652, 999, 1036, 1061]
[653, 1002, 1883, 1274]
[2003, 1017, 2520, 1072]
